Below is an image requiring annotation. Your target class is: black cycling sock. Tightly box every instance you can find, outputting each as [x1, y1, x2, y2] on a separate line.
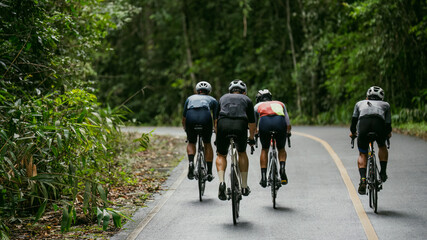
[359, 168, 366, 179]
[380, 161, 388, 173]
[207, 161, 213, 174]
[261, 168, 267, 177]
[188, 154, 194, 163]
[280, 161, 286, 169]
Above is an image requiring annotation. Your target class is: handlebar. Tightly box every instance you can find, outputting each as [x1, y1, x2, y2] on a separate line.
[288, 135, 291, 148]
[387, 138, 390, 149]
[350, 135, 356, 149]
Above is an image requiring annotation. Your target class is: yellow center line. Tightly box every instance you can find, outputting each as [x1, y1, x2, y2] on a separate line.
[294, 131, 378, 240]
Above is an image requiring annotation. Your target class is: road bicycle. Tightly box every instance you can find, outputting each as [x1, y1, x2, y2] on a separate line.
[352, 132, 389, 213]
[259, 131, 291, 209]
[225, 135, 241, 224]
[193, 125, 208, 202]
[225, 135, 255, 224]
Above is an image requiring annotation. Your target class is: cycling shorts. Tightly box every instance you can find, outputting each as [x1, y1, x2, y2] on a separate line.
[357, 116, 387, 153]
[216, 118, 248, 155]
[259, 115, 287, 149]
[185, 108, 213, 144]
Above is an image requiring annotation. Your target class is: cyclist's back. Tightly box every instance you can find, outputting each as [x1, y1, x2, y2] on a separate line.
[254, 89, 291, 187]
[182, 81, 218, 181]
[350, 86, 392, 195]
[215, 80, 256, 200]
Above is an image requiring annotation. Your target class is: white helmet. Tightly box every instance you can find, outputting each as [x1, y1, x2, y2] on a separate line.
[195, 81, 212, 93]
[256, 89, 272, 103]
[228, 79, 247, 93]
[366, 86, 385, 100]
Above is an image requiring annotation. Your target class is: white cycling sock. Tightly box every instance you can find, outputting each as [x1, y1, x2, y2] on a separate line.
[241, 172, 248, 188]
[218, 170, 225, 183]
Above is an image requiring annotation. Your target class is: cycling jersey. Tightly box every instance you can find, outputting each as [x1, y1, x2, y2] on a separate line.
[254, 100, 290, 126]
[255, 100, 290, 149]
[216, 93, 255, 155]
[183, 94, 219, 119]
[351, 99, 392, 153]
[352, 100, 391, 123]
[217, 93, 255, 123]
[183, 94, 218, 144]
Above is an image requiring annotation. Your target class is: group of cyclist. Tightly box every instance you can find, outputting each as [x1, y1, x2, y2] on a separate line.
[182, 80, 391, 200]
[182, 79, 292, 200]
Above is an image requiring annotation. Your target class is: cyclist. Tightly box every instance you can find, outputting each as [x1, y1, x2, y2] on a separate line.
[182, 81, 219, 182]
[215, 79, 256, 200]
[254, 89, 292, 187]
[349, 86, 392, 195]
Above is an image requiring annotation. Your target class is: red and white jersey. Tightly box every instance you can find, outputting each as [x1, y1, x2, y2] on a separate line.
[254, 100, 291, 126]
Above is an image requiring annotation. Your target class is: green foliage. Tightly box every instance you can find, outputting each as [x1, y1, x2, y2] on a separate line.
[0, 0, 137, 237]
[94, 0, 426, 126]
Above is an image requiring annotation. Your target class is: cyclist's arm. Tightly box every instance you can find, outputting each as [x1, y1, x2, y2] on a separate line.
[248, 122, 256, 140]
[350, 117, 358, 135]
[182, 117, 186, 130]
[182, 99, 189, 130]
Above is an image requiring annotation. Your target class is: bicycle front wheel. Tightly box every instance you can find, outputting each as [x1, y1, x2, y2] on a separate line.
[372, 161, 378, 213]
[230, 164, 240, 224]
[271, 161, 277, 209]
[197, 153, 205, 202]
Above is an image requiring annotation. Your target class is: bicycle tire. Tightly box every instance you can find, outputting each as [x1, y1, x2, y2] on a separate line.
[372, 160, 378, 213]
[271, 158, 277, 209]
[368, 159, 374, 208]
[197, 152, 205, 202]
[231, 164, 239, 224]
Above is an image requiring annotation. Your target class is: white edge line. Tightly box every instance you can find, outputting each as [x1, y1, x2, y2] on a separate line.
[126, 165, 187, 240]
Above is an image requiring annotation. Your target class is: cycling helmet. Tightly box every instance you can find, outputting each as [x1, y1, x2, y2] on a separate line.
[256, 89, 272, 103]
[366, 86, 384, 100]
[228, 79, 247, 93]
[195, 81, 212, 94]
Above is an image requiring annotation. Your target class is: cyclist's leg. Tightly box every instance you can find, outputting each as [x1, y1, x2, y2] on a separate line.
[234, 119, 250, 195]
[216, 119, 229, 200]
[258, 119, 271, 187]
[185, 110, 198, 179]
[373, 118, 389, 182]
[357, 118, 371, 194]
[199, 110, 214, 178]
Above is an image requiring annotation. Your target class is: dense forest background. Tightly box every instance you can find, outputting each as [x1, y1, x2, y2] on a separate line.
[95, 0, 426, 125]
[0, 0, 426, 238]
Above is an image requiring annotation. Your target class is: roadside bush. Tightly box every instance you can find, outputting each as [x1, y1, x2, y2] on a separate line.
[0, 87, 127, 235]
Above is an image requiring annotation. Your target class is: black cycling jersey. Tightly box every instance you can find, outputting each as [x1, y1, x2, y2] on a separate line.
[217, 93, 255, 123]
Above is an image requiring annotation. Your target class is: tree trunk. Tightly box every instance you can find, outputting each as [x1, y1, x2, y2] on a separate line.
[285, 0, 301, 112]
[182, 0, 196, 86]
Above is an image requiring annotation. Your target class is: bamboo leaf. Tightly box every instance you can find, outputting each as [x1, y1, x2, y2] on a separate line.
[97, 184, 108, 206]
[34, 200, 47, 223]
[102, 209, 110, 231]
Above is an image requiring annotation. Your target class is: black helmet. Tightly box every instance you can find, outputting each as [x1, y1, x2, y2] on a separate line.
[256, 89, 272, 103]
[228, 79, 247, 93]
[366, 86, 384, 100]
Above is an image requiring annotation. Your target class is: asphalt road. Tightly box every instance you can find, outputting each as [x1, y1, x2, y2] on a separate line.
[114, 126, 427, 240]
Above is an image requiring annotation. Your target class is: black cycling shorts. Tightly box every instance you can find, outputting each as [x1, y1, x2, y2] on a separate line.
[259, 115, 287, 149]
[185, 108, 213, 144]
[216, 118, 248, 156]
[357, 116, 387, 153]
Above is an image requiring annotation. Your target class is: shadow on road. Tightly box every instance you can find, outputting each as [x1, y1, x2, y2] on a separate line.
[262, 205, 295, 213]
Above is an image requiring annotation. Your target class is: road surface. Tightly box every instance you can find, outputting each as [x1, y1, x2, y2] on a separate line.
[113, 126, 427, 240]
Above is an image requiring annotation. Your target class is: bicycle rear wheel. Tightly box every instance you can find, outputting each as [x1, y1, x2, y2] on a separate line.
[197, 152, 206, 202]
[372, 161, 378, 213]
[368, 160, 374, 208]
[271, 159, 277, 209]
[230, 164, 240, 224]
